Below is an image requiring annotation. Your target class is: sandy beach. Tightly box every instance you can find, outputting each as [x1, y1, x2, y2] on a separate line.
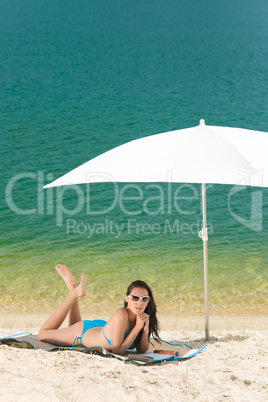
[0, 314, 267, 401]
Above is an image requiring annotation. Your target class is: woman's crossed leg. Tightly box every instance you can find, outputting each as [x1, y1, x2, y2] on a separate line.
[38, 268, 86, 346]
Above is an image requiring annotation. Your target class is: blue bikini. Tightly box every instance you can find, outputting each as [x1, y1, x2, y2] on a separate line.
[72, 319, 135, 349]
[72, 319, 107, 347]
[102, 318, 135, 349]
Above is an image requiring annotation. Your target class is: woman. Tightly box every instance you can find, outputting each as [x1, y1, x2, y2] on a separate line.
[39, 264, 160, 355]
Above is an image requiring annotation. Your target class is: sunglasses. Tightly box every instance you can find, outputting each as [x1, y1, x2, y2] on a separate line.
[127, 294, 150, 303]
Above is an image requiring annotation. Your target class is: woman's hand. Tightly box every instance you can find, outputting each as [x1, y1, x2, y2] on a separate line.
[135, 313, 150, 354]
[136, 312, 150, 331]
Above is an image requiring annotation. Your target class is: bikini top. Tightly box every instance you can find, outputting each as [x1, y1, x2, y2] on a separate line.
[102, 319, 135, 350]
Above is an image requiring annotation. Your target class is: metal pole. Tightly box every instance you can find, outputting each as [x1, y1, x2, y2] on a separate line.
[199, 183, 210, 340]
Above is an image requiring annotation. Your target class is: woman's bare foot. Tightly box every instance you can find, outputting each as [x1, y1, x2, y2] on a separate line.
[55, 264, 76, 292]
[73, 273, 87, 298]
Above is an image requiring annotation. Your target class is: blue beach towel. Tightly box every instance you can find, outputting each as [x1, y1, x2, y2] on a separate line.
[0, 332, 207, 365]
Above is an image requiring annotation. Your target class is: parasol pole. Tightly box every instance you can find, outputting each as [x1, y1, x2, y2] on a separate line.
[198, 183, 210, 340]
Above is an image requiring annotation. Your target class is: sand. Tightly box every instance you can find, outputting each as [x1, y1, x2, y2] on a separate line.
[0, 314, 267, 401]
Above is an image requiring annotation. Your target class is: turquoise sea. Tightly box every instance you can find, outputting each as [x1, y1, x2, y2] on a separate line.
[0, 0, 267, 317]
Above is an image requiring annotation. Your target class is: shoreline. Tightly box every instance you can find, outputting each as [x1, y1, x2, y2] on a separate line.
[1, 313, 267, 333]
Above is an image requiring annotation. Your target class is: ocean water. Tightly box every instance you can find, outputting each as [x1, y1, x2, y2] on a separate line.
[0, 0, 267, 317]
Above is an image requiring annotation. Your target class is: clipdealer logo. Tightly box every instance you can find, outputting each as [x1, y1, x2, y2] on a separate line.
[5, 171, 202, 225]
[5, 170, 264, 233]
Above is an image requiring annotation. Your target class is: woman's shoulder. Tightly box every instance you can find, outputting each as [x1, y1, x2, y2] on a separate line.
[110, 307, 129, 324]
[112, 307, 128, 319]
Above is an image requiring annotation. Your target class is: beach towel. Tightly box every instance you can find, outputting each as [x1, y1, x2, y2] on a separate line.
[0, 333, 207, 365]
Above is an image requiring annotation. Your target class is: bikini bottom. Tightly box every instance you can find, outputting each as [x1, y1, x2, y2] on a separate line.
[72, 319, 107, 347]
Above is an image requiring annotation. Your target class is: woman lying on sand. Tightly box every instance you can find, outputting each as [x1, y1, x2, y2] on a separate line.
[39, 265, 160, 355]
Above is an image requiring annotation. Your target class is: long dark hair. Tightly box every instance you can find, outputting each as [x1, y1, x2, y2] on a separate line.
[124, 280, 160, 346]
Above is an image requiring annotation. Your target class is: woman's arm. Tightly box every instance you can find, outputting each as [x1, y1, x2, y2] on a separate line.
[110, 309, 140, 355]
[136, 314, 150, 354]
[115, 312, 150, 355]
